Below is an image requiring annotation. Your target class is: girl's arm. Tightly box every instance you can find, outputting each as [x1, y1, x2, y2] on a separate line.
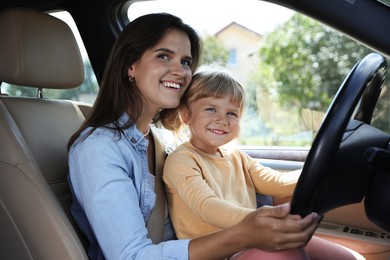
[242, 150, 301, 198]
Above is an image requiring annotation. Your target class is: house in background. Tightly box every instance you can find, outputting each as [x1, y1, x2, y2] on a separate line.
[215, 21, 263, 83]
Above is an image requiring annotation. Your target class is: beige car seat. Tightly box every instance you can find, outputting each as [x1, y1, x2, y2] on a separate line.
[0, 7, 90, 259]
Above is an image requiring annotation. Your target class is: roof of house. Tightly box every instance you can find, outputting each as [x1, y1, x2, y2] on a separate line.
[215, 21, 262, 37]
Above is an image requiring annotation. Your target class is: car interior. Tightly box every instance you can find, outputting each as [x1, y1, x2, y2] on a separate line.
[0, 0, 389, 259]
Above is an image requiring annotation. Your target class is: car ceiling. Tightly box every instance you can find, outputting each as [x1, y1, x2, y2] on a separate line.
[1, 0, 390, 82]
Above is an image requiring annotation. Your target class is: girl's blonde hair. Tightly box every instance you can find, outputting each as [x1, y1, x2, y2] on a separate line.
[163, 67, 246, 132]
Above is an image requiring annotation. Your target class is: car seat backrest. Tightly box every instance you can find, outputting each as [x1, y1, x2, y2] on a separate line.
[0, 7, 89, 259]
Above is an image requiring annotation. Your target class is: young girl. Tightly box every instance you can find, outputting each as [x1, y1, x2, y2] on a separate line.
[163, 68, 363, 259]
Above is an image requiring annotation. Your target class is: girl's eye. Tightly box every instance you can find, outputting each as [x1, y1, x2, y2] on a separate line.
[205, 107, 216, 112]
[228, 112, 239, 117]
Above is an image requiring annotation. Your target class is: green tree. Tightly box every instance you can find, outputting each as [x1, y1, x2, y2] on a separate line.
[243, 13, 390, 146]
[257, 13, 390, 133]
[201, 35, 229, 66]
[259, 14, 374, 111]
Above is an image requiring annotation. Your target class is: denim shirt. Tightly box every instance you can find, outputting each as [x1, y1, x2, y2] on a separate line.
[68, 113, 190, 259]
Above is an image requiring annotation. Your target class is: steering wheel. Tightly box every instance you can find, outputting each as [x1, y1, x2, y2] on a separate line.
[290, 53, 388, 221]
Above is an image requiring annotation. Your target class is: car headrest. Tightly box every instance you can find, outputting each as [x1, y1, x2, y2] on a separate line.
[0, 7, 84, 89]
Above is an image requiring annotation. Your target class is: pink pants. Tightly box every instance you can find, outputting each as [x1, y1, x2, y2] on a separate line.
[229, 236, 363, 260]
[230, 248, 309, 260]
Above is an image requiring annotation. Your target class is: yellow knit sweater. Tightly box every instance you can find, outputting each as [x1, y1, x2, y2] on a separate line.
[163, 141, 300, 239]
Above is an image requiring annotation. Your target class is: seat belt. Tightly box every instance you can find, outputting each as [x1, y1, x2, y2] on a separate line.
[146, 128, 166, 244]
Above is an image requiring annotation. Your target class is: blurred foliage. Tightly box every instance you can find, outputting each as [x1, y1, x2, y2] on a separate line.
[259, 14, 388, 111]
[258, 14, 379, 111]
[201, 35, 229, 66]
[255, 13, 390, 136]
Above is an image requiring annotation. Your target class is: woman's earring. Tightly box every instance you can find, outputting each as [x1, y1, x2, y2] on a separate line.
[129, 75, 135, 83]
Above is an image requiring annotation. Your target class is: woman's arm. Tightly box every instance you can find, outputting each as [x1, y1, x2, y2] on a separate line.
[189, 204, 320, 259]
[69, 132, 190, 259]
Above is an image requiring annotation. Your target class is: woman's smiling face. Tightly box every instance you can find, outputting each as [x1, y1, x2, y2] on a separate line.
[128, 28, 193, 115]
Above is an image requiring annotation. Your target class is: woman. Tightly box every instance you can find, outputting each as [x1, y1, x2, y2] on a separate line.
[68, 13, 320, 259]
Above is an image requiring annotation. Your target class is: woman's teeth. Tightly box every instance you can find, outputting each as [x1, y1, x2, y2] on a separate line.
[162, 82, 180, 89]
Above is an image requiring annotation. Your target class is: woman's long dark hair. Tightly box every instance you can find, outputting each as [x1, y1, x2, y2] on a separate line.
[68, 13, 202, 149]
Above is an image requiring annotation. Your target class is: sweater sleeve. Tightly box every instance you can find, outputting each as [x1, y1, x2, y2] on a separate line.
[242, 151, 301, 198]
[164, 147, 253, 233]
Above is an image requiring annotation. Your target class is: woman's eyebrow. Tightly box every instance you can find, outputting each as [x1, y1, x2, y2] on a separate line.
[154, 47, 192, 60]
[154, 47, 174, 54]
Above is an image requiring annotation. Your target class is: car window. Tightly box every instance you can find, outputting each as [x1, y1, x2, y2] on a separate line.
[1, 11, 99, 104]
[128, 0, 390, 147]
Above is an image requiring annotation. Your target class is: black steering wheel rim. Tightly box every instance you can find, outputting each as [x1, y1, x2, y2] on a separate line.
[290, 53, 387, 217]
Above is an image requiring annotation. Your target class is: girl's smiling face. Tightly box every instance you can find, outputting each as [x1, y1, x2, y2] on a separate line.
[182, 95, 241, 155]
[128, 28, 193, 116]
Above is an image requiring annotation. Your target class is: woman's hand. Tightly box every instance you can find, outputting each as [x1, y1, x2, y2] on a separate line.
[237, 203, 320, 251]
[189, 203, 320, 260]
